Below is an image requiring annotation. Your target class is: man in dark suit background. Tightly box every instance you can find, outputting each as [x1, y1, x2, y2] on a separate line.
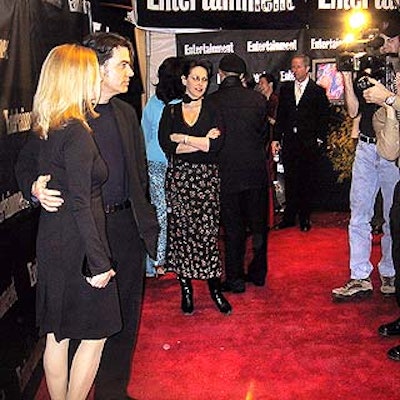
[272, 54, 330, 232]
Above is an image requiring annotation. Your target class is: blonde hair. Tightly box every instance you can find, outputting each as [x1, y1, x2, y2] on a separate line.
[33, 43, 100, 138]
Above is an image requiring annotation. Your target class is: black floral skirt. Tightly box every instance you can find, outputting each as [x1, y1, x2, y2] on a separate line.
[165, 158, 221, 279]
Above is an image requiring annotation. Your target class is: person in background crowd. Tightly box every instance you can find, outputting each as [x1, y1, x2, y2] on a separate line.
[16, 43, 121, 400]
[257, 72, 280, 226]
[258, 72, 279, 130]
[332, 25, 400, 302]
[363, 27, 400, 359]
[208, 54, 269, 294]
[272, 54, 330, 232]
[158, 58, 232, 315]
[142, 57, 185, 278]
[17, 33, 159, 399]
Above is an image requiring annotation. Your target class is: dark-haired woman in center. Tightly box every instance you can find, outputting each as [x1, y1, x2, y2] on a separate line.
[158, 58, 232, 315]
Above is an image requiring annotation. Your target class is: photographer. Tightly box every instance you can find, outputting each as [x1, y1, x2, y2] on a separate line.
[363, 27, 400, 361]
[332, 25, 400, 302]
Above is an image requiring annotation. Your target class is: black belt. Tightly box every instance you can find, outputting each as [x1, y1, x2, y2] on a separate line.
[104, 199, 131, 214]
[359, 133, 377, 144]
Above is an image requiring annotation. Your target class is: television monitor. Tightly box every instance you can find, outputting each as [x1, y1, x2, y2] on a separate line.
[312, 58, 345, 105]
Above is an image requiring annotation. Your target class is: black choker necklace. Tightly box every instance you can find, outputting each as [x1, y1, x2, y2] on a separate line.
[183, 94, 202, 104]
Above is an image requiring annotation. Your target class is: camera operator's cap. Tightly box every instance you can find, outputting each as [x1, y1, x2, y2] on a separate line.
[219, 54, 247, 74]
[381, 18, 400, 38]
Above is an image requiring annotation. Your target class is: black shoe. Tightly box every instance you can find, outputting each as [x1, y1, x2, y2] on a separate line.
[300, 220, 311, 232]
[388, 345, 400, 361]
[378, 318, 400, 337]
[178, 276, 194, 315]
[207, 278, 232, 315]
[221, 280, 245, 293]
[244, 274, 265, 286]
[274, 220, 296, 230]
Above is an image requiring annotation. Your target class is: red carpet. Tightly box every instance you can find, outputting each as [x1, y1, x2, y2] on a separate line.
[36, 213, 400, 399]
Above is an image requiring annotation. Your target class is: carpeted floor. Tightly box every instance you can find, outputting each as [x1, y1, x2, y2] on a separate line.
[128, 213, 400, 400]
[36, 212, 400, 399]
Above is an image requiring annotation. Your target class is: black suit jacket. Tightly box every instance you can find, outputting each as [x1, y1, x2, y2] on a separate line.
[15, 97, 159, 260]
[274, 79, 330, 153]
[110, 97, 159, 259]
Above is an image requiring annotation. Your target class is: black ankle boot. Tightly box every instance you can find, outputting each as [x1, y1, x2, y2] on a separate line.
[179, 276, 194, 315]
[207, 278, 232, 315]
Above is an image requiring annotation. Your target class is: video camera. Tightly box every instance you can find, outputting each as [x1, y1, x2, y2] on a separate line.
[336, 30, 387, 87]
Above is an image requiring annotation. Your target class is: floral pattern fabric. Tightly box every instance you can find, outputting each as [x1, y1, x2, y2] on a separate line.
[165, 158, 221, 279]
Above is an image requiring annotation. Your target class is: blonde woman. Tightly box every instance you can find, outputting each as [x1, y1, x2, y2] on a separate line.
[17, 44, 121, 399]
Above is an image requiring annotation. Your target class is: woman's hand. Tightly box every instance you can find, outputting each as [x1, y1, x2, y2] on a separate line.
[86, 269, 116, 288]
[206, 128, 221, 139]
[170, 133, 185, 143]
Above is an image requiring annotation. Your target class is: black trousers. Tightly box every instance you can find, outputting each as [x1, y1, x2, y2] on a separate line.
[282, 147, 318, 224]
[95, 208, 146, 399]
[221, 187, 268, 286]
[390, 181, 400, 307]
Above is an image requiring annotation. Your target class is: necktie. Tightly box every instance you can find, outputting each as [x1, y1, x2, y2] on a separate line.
[295, 82, 302, 105]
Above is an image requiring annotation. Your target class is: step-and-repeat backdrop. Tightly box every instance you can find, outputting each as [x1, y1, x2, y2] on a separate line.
[137, 0, 399, 30]
[176, 28, 344, 97]
[0, 1, 91, 398]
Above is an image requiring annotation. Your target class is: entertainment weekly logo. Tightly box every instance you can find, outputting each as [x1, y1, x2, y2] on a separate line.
[148, 0, 398, 11]
[318, 0, 398, 10]
[310, 38, 343, 50]
[147, 0, 296, 12]
[247, 39, 297, 53]
[280, 70, 295, 82]
[250, 71, 295, 83]
[3, 108, 32, 135]
[184, 42, 234, 56]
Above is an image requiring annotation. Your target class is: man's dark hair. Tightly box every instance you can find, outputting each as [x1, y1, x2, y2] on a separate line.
[156, 57, 185, 105]
[83, 32, 134, 66]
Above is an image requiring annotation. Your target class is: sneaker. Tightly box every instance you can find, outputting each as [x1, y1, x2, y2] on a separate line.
[380, 275, 395, 296]
[332, 278, 373, 301]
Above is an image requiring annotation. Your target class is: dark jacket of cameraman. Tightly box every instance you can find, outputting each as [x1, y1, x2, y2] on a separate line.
[354, 81, 379, 139]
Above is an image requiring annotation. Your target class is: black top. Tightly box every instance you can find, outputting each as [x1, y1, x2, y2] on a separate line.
[15, 98, 160, 260]
[354, 83, 378, 138]
[158, 99, 223, 164]
[34, 121, 121, 340]
[207, 76, 269, 194]
[91, 103, 128, 205]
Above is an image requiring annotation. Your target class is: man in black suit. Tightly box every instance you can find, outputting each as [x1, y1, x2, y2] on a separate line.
[17, 33, 158, 400]
[272, 54, 330, 232]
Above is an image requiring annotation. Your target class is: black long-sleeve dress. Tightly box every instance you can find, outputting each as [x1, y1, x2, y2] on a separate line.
[23, 121, 121, 341]
[158, 100, 223, 279]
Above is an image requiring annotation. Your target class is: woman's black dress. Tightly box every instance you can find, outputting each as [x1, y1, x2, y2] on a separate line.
[35, 121, 121, 341]
[158, 100, 223, 279]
